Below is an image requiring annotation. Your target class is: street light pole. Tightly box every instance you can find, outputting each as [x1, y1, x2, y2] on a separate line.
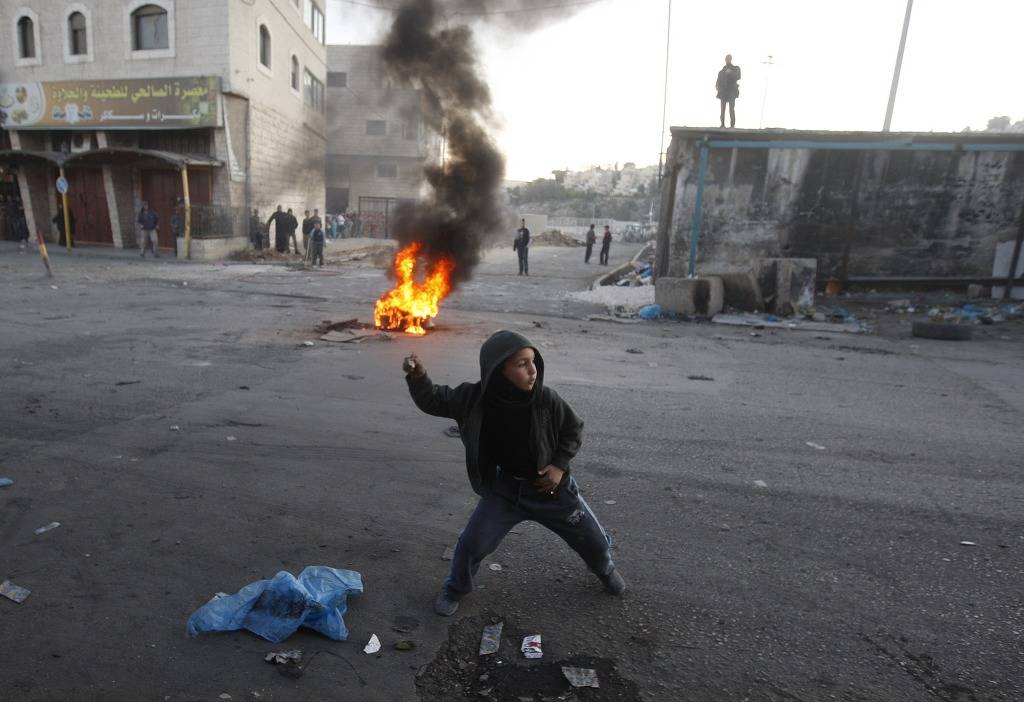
[883, 0, 914, 132]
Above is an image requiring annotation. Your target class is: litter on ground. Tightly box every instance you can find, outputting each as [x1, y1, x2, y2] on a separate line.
[0, 580, 31, 604]
[186, 566, 363, 643]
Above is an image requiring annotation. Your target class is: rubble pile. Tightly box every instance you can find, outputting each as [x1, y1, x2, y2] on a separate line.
[612, 262, 654, 287]
[530, 230, 583, 247]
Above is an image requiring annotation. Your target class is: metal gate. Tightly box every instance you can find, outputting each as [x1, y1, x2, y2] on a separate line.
[358, 196, 413, 239]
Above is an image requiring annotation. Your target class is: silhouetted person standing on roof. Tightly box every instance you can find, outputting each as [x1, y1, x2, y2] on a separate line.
[716, 54, 741, 128]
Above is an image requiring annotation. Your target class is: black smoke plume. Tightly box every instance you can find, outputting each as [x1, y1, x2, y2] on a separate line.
[381, 0, 588, 286]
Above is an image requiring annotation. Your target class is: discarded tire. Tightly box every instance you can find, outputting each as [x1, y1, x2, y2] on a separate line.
[911, 321, 973, 341]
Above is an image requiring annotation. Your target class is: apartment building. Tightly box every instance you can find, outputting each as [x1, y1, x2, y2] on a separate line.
[0, 1, 327, 257]
[324, 44, 440, 238]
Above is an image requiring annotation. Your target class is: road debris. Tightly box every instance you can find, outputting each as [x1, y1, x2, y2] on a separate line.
[315, 318, 364, 334]
[0, 580, 31, 603]
[714, 312, 865, 334]
[0, 478, 13, 488]
[226, 436, 237, 442]
[687, 375, 714, 381]
[805, 442, 826, 450]
[170, 425, 180, 431]
[959, 541, 977, 547]
[488, 563, 502, 572]
[444, 425, 461, 438]
[264, 650, 302, 665]
[34, 522, 61, 535]
[391, 615, 420, 634]
[562, 666, 600, 688]
[604, 500, 617, 505]
[753, 480, 768, 489]
[441, 546, 455, 561]
[521, 635, 542, 659]
[186, 566, 363, 643]
[479, 622, 503, 655]
[300, 341, 315, 347]
[625, 348, 644, 354]
[394, 640, 415, 651]
[364, 634, 381, 654]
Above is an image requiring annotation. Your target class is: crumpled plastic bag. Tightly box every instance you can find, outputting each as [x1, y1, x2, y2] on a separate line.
[186, 566, 363, 643]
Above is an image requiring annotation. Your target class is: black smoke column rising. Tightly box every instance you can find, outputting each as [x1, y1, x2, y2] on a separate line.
[381, 0, 507, 287]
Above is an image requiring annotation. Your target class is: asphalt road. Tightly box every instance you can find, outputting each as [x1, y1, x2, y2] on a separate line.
[0, 241, 1021, 702]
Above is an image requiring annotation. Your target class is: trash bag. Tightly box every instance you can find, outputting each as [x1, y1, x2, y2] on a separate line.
[638, 303, 662, 320]
[186, 566, 363, 643]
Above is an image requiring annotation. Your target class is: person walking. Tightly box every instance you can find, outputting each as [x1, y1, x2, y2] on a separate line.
[137, 201, 160, 258]
[599, 225, 612, 265]
[401, 330, 625, 617]
[513, 218, 530, 276]
[716, 54, 741, 128]
[584, 224, 596, 263]
[249, 208, 264, 250]
[309, 221, 326, 266]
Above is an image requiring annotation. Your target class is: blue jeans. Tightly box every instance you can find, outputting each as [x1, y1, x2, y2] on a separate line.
[444, 472, 614, 599]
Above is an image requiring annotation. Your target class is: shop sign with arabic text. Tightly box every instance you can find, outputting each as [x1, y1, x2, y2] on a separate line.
[0, 76, 220, 129]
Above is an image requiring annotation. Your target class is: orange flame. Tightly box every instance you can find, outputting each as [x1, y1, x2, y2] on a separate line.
[374, 242, 455, 335]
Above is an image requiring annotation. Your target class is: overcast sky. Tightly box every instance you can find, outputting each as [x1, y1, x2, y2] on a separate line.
[326, 0, 1024, 182]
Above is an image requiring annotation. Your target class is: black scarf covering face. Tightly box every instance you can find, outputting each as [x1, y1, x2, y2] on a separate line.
[482, 369, 537, 479]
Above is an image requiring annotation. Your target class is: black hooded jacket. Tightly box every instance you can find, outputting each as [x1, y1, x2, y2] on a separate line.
[406, 330, 584, 495]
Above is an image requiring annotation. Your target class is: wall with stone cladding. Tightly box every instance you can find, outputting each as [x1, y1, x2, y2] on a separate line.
[659, 129, 1024, 280]
[0, 1, 230, 84]
[248, 101, 325, 215]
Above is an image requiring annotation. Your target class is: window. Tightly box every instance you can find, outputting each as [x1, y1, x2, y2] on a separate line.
[68, 12, 87, 55]
[366, 120, 386, 136]
[403, 121, 419, 141]
[303, 0, 325, 44]
[291, 56, 300, 91]
[327, 72, 347, 88]
[377, 164, 398, 179]
[132, 4, 168, 50]
[258, 25, 271, 69]
[17, 16, 35, 59]
[302, 69, 324, 113]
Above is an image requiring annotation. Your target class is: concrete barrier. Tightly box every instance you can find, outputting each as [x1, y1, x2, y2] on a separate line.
[655, 276, 725, 316]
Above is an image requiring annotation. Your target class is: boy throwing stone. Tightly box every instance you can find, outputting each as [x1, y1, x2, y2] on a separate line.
[402, 330, 625, 616]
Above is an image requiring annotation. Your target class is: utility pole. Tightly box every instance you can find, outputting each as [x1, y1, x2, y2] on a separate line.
[883, 0, 914, 132]
[759, 55, 774, 129]
[657, 0, 672, 184]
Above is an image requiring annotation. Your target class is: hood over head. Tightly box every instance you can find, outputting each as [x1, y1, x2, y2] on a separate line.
[479, 329, 544, 398]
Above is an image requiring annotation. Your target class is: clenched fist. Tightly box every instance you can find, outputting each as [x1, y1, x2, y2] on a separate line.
[402, 353, 426, 378]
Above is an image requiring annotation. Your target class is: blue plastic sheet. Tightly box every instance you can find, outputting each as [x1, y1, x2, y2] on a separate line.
[638, 303, 662, 320]
[186, 566, 363, 643]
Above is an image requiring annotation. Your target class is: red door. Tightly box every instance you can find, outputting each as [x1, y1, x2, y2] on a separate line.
[65, 167, 113, 245]
[140, 169, 211, 250]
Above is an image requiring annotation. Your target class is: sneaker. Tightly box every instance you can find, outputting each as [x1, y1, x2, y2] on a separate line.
[600, 568, 626, 596]
[433, 591, 460, 617]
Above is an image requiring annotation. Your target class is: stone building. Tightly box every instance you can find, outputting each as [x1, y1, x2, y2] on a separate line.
[0, 0, 328, 258]
[656, 127, 1024, 283]
[324, 44, 440, 238]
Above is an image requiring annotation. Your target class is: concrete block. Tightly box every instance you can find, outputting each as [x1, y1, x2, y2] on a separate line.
[991, 240, 1024, 300]
[655, 277, 698, 316]
[715, 271, 764, 312]
[754, 258, 817, 315]
[705, 276, 725, 316]
[655, 276, 723, 316]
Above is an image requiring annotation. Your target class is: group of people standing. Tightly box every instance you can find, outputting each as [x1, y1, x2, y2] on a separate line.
[584, 224, 613, 265]
[249, 206, 361, 265]
[512, 219, 616, 275]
